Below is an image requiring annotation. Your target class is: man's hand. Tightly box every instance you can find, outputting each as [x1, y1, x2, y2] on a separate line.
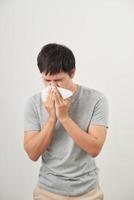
[44, 87, 57, 121]
[53, 86, 71, 122]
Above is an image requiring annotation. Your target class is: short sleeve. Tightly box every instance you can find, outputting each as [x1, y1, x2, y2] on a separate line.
[24, 97, 41, 132]
[90, 95, 109, 128]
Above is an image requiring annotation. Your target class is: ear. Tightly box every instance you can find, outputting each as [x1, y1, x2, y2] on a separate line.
[69, 69, 76, 78]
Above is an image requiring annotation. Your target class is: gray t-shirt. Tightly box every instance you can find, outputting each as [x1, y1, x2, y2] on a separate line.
[24, 84, 109, 196]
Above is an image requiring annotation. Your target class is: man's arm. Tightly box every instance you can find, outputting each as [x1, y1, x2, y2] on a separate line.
[60, 117, 107, 157]
[24, 117, 56, 161]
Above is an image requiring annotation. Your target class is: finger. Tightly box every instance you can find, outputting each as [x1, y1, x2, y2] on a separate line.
[53, 86, 63, 99]
[46, 88, 53, 102]
[54, 91, 60, 105]
[63, 98, 71, 107]
[49, 90, 54, 102]
[48, 91, 55, 107]
[54, 88, 63, 104]
[54, 90, 63, 105]
[45, 91, 54, 108]
[51, 90, 55, 102]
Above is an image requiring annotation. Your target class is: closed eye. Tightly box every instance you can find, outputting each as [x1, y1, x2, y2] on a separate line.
[45, 79, 62, 82]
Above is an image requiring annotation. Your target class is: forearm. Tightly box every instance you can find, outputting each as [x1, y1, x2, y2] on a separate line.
[60, 117, 99, 157]
[26, 118, 56, 161]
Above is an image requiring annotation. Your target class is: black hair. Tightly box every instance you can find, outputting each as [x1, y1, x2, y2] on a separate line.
[37, 43, 76, 76]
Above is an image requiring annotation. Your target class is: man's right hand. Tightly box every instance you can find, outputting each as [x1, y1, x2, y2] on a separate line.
[44, 87, 57, 121]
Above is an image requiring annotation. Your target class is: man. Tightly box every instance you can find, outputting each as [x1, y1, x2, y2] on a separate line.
[24, 43, 109, 200]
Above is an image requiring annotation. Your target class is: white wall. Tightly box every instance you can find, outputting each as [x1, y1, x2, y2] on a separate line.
[0, 0, 134, 199]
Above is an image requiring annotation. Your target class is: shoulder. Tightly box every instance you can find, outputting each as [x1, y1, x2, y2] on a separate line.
[25, 91, 42, 108]
[79, 84, 107, 102]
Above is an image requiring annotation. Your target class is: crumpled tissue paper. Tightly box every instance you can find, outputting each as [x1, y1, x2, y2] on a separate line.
[41, 85, 73, 102]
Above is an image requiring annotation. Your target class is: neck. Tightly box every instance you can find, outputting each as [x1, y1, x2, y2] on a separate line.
[68, 82, 78, 94]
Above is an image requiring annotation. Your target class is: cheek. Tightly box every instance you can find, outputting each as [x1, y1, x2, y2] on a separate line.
[57, 83, 62, 88]
[57, 81, 63, 87]
[57, 79, 68, 87]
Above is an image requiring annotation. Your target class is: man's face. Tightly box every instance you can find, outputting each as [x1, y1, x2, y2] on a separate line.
[41, 70, 75, 90]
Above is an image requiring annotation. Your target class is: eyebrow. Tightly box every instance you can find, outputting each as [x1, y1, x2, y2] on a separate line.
[44, 78, 63, 81]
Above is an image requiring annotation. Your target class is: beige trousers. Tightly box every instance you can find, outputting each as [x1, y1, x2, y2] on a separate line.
[33, 184, 104, 200]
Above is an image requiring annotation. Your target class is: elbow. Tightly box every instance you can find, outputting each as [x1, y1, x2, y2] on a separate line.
[28, 153, 39, 162]
[24, 145, 39, 162]
[26, 150, 40, 162]
[91, 151, 99, 158]
[90, 147, 101, 158]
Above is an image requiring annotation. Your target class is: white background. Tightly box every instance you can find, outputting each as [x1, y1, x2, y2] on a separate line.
[0, 0, 134, 199]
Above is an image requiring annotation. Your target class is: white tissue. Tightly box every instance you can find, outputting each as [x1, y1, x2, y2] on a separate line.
[41, 85, 73, 102]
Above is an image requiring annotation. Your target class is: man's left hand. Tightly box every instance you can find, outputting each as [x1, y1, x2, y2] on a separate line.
[53, 86, 71, 122]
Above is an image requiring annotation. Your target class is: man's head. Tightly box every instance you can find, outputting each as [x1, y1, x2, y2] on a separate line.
[37, 43, 76, 89]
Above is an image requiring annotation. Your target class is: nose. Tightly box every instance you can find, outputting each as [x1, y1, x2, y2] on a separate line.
[50, 81, 57, 87]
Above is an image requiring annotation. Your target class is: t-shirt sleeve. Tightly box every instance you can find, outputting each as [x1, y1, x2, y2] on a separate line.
[24, 97, 41, 132]
[90, 95, 109, 128]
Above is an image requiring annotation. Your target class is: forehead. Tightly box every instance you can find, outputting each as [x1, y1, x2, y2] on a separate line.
[42, 72, 67, 79]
